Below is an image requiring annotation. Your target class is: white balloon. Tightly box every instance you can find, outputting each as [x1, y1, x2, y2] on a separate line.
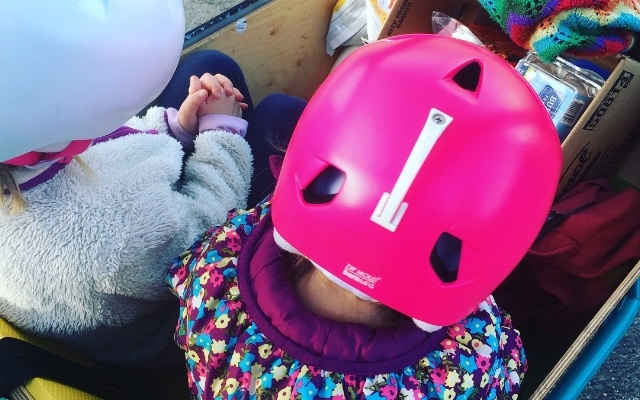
[0, 0, 185, 162]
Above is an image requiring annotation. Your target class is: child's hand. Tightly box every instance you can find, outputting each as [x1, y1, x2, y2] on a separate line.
[177, 74, 247, 135]
[196, 73, 247, 118]
[199, 73, 248, 113]
[177, 77, 208, 135]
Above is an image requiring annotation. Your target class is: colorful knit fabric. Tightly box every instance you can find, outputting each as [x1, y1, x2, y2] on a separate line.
[477, 0, 640, 61]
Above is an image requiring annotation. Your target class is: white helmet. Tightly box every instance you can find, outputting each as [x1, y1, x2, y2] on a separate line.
[0, 0, 185, 163]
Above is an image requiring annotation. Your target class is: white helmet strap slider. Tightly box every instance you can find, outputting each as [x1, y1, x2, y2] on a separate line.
[371, 108, 453, 232]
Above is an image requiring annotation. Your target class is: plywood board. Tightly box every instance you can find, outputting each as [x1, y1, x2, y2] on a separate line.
[183, 0, 338, 103]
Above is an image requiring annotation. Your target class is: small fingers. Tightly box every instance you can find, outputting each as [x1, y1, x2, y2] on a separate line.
[232, 87, 245, 102]
[199, 73, 225, 99]
[185, 89, 208, 112]
[213, 74, 236, 97]
[187, 76, 203, 95]
[178, 89, 208, 135]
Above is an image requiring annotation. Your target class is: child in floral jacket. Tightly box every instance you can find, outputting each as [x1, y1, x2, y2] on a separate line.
[165, 33, 565, 399]
[168, 198, 526, 399]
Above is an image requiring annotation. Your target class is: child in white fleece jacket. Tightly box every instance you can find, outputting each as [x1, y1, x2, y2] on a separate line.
[0, 16, 254, 366]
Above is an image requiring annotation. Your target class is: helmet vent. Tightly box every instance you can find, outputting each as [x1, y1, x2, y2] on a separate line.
[430, 233, 462, 283]
[452, 62, 481, 92]
[302, 165, 345, 204]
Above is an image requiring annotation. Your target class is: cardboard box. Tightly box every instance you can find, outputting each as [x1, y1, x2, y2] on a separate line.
[613, 134, 640, 190]
[557, 56, 640, 197]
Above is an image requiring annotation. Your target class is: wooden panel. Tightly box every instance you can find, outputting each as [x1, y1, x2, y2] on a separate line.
[183, 0, 338, 103]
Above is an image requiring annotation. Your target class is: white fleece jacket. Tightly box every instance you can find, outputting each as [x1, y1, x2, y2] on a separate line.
[0, 106, 252, 365]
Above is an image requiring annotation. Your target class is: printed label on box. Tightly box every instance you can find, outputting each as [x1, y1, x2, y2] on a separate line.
[583, 70, 634, 131]
[540, 85, 565, 118]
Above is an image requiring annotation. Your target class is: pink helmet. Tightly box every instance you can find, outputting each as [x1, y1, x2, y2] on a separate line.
[271, 34, 562, 327]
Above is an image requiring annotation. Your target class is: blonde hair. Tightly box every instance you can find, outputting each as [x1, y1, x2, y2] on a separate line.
[0, 164, 27, 214]
[0, 155, 94, 214]
[72, 155, 96, 180]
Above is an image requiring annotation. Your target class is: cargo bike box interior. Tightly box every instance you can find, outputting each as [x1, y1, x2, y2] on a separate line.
[1, 0, 639, 399]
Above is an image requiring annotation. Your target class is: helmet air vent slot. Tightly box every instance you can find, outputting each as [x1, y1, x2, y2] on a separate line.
[302, 165, 346, 204]
[430, 232, 462, 283]
[452, 61, 481, 92]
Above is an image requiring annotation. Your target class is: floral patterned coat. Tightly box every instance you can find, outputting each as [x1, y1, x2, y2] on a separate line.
[167, 200, 527, 399]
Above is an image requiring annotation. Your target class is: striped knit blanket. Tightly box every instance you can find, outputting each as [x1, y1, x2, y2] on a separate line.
[476, 0, 640, 61]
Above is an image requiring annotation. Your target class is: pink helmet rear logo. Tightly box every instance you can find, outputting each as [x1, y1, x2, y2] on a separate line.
[342, 264, 381, 289]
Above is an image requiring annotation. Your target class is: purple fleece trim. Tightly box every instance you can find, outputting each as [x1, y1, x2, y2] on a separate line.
[16, 161, 70, 192]
[92, 126, 159, 144]
[237, 211, 447, 375]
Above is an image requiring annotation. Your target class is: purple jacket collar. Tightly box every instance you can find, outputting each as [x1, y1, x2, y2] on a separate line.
[237, 211, 447, 375]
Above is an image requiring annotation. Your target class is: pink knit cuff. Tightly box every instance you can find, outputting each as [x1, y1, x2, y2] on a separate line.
[198, 114, 248, 138]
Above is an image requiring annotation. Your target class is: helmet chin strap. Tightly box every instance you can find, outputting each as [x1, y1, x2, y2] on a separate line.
[273, 228, 443, 332]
